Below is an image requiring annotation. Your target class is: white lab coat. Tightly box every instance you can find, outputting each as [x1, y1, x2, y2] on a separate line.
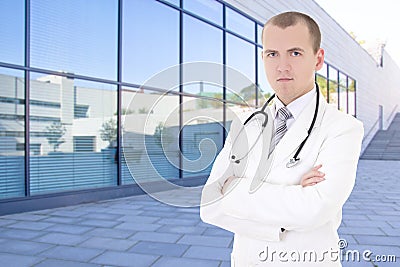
[200, 91, 364, 266]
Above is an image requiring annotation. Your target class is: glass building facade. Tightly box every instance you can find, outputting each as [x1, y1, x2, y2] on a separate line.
[0, 0, 357, 203]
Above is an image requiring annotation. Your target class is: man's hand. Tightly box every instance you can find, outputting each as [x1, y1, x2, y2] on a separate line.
[300, 164, 325, 187]
[221, 176, 237, 195]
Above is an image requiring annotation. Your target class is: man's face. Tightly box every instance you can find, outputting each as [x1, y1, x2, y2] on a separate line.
[262, 22, 324, 105]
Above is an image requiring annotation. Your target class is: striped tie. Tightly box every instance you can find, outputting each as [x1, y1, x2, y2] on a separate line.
[269, 107, 293, 155]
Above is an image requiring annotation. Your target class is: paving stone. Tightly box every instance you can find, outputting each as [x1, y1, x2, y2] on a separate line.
[202, 227, 234, 237]
[81, 212, 122, 220]
[354, 235, 400, 246]
[157, 218, 199, 226]
[0, 252, 43, 267]
[102, 208, 143, 216]
[41, 216, 83, 224]
[130, 231, 181, 243]
[380, 227, 400, 236]
[0, 219, 16, 227]
[151, 256, 220, 267]
[45, 224, 93, 235]
[219, 261, 231, 267]
[39, 245, 103, 262]
[342, 220, 391, 228]
[156, 225, 206, 235]
[78, 219, 121, 228]
[35, 232, 88, 246]
[0, 239, 53, 255]
[90, 251, 158, 267]
[7, 221, 54, 231]
[183, 245, 231, 261]
[50, 210, 88, 218]
[117, 215, 160, 223]
[0, 228, 46, 240]
[2, 213, 48, 222]
[139, 210, 178, 218]
[33, 259, 101, 267]
[115, 222, 162, 232]
[129, 241, 189, 257]
[177, 234, 232, 247]
[338, 235, 358, 245]
[84, 227, 135, 239]
[80, 236, 136, 251]
[338, 227, 385, 236]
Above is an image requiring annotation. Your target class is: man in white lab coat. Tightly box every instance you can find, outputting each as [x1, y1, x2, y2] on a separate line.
[200, 11, 364, 266]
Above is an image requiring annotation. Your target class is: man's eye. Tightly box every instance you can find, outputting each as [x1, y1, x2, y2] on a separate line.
[266, 52, 276, 57]
[291, 51, 301, 56]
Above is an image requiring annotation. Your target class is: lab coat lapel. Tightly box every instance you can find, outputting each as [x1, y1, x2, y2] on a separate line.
[272, 92, 327, 166]
[249, 107, 274, 192]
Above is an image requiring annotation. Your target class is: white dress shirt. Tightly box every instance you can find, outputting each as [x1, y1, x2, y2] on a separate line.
[273, 86, 316, 130]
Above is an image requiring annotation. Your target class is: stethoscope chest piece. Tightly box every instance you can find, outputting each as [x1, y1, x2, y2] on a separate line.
[286, 158, 300, 168]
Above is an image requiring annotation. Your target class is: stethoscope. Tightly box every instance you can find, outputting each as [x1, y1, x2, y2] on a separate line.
[229, 83, 320, 168]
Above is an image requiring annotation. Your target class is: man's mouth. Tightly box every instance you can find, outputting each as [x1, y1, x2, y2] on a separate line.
[277, 78, 294, 82]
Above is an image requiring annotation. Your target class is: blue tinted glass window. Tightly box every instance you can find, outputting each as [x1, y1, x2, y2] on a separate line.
[0, 67, 25, 198]
[31, 0, 118, 80]
[123, 0, 179, 86]
[183, 0, 223, 25]
[0, 0, 25, 65]
[226, 7, 254, 41]
[226, 34, 256, 106]
[29, 73, 117, 195]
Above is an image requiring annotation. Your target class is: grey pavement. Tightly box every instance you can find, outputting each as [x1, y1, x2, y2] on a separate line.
[0, 159, 399, 267]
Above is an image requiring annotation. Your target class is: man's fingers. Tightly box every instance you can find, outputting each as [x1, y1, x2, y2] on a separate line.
[302, 170, 325, 180]
[312, 164, 323, 171]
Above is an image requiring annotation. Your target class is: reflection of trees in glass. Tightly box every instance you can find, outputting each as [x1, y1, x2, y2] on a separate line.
[316, 75, 328, 99]
[138, 107, 149, 114]
[348, 79, 355, 92]
[115, 108, 135, 116]
[45, 122, 66, 152]
[154, 122, 175, 148]
[100, 118, 117, 147]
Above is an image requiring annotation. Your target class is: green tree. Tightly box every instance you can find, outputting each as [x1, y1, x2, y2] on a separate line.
[45, 121, 66, 152]
[100, 118, 117, 147]
[153, 122, 175, 148]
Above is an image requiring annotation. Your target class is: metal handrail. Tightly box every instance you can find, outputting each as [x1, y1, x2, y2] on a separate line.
[386, 104, 399, 123]
[363, 116, 380, 142]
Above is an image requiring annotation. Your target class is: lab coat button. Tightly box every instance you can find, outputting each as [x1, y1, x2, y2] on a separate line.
[231, 155, 236, 159]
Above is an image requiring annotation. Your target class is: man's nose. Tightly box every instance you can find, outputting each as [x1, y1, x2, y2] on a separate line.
[277, 56, 291, 72]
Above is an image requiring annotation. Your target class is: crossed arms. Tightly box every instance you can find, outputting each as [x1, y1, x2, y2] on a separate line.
[200, 118, 363, 238]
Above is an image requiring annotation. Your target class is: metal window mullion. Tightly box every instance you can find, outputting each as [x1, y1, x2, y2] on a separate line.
[178, 0, 183, 179]
[24, 0, 31, 197]
[116, 0, 122, 186]
[346, 76, 349, 114]
[326, 64, 330, 103]
[222, 4, 227, 143]
[254, 22, 258, 108]
[337, 70, 340, 110]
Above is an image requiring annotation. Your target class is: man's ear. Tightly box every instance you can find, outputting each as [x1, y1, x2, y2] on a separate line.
[315, 48, 325, 71]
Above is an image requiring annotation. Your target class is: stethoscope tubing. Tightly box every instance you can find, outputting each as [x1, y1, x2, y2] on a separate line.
[230, 83, 320, 168]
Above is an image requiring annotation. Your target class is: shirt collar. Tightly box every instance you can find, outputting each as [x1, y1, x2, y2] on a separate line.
[274, 85, 316, 120]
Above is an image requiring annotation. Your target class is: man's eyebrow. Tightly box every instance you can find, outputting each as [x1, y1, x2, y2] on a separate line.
[287, 47, 305, 52]
[263, 49, 277, 53]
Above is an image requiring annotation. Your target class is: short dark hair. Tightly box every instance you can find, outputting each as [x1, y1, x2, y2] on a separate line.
[262, 11, 321, 54]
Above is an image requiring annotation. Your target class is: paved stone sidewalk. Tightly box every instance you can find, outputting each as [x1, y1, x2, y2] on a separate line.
[0, 159, 399, 267]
